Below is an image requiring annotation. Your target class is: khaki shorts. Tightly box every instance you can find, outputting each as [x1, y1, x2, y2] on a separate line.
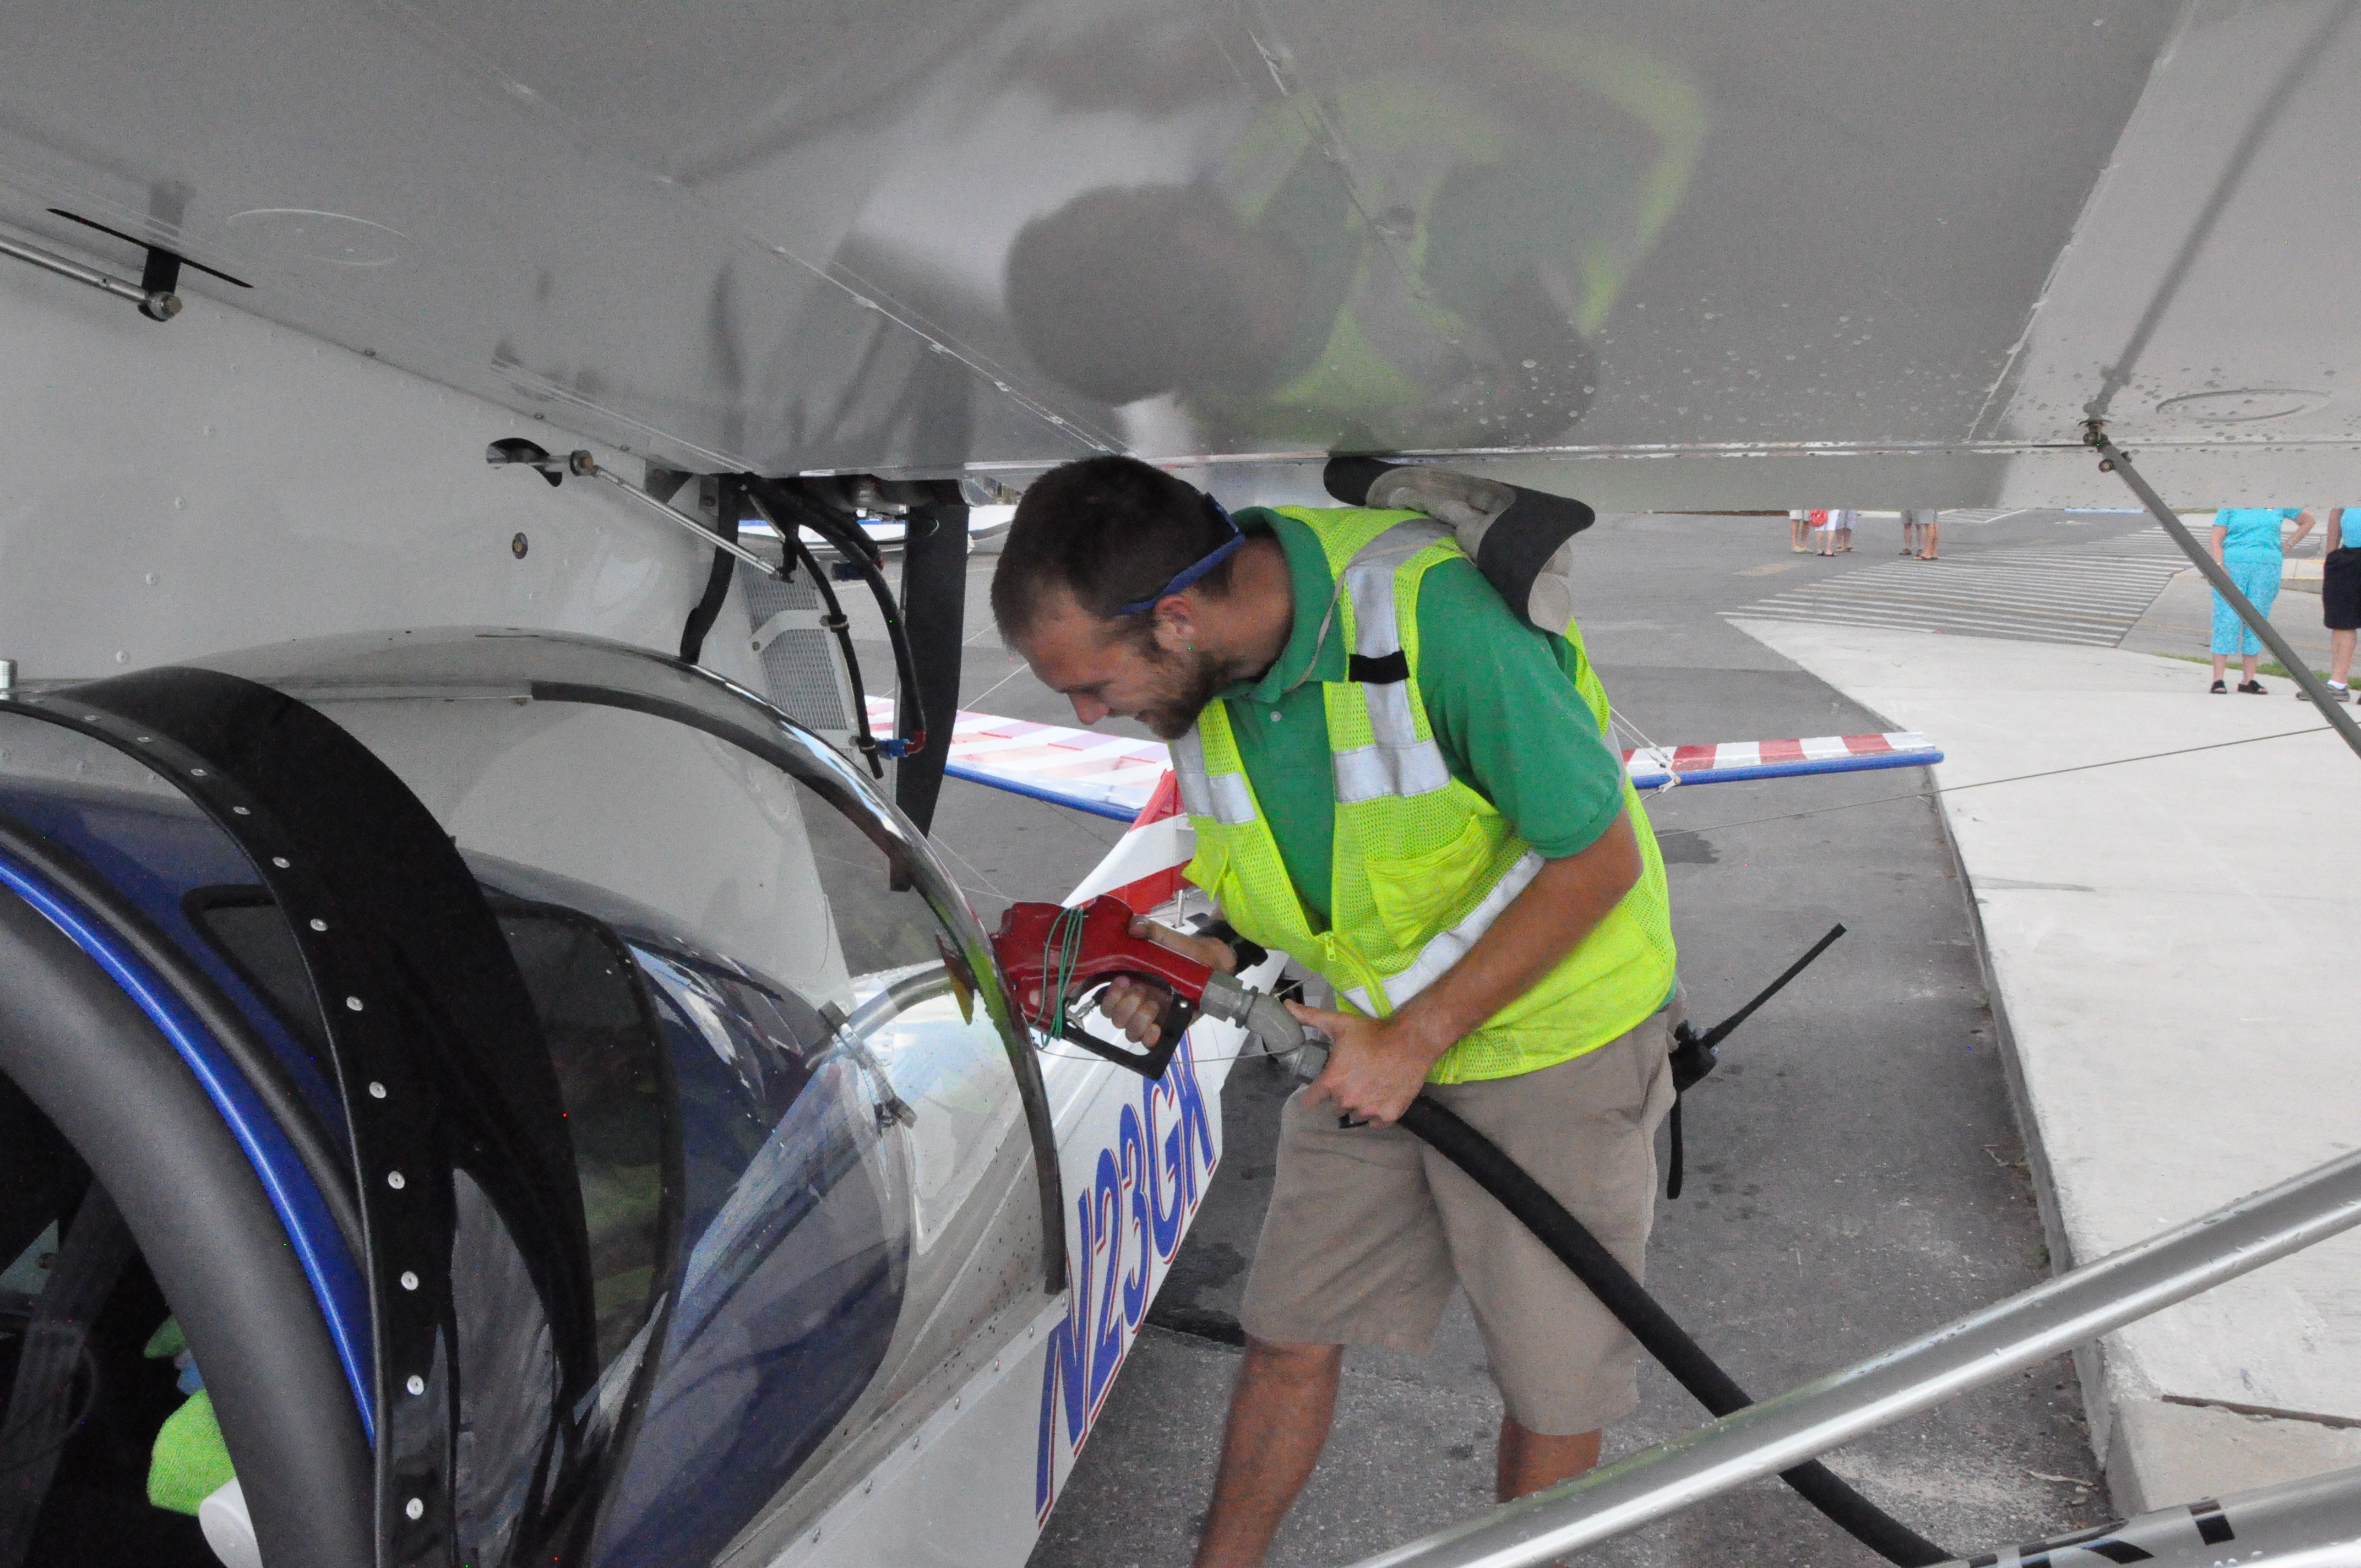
[1237, 1008, 1677, 1434]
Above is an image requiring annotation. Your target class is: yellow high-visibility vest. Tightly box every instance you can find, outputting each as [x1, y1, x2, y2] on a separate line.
[1175, 508, 1676, 1082]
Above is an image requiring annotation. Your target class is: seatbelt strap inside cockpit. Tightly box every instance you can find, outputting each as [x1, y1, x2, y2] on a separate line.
[0, 1183, 135, 1568]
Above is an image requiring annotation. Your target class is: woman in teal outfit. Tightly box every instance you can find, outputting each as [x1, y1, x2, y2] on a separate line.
[2210, 507, 2316, 692]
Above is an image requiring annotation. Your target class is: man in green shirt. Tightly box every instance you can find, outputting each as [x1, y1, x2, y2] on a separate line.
[992, 455, 1677, 1567]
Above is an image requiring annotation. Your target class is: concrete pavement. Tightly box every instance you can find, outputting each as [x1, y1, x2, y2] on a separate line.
[2119, 565, 2339, 674]
[1728, 618, 2361, 1512]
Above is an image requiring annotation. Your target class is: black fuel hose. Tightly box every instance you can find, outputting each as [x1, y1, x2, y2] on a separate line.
[1395, 1096, 1950, 1566]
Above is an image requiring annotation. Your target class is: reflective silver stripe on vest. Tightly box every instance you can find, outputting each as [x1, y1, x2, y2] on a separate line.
[1206, 772, 1255, 824]
[1173, 725, 1257, 825]
[1332, 725, 1453, 802]
[1342, 849, 1544, 1014]
[1171, 726, 1215, 817]
[1342, 522, 1451, 658]
[1334, 521, 1454, 803]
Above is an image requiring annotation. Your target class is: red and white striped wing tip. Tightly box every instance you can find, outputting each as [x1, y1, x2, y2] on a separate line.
[860, 701, 1938, 899]
[1622, 732, 1940, 786]
[866, 696, 1169, 817]
[1049, 730, 1942, 909]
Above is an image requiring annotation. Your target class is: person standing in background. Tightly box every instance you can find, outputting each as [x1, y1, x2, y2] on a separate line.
[1810, 508, 1835, 557]
[2208, 506, 2316, 693]
[1790, 509, 1811, 552]
[1904, 508, 1939, 560]
[2314, 506, 2360, 703]
[1813, 508, 1856, 557]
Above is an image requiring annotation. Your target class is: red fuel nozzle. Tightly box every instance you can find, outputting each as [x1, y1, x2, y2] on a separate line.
[993, 896, 1217, 1004]
[991, 896, 1214, 1077]
[991, 897, 1326, 1081]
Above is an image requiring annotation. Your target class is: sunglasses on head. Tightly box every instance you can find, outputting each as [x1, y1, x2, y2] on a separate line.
[1114, 494, 1244, 617]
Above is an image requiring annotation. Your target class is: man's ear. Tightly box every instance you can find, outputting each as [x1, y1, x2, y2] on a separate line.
[1152, 594, 1200, 652]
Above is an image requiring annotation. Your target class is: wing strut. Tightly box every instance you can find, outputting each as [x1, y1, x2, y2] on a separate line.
[2086, 422, 2361, 764]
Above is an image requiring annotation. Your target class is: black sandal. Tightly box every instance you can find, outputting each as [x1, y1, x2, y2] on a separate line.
[2239, 680, 2267, 694]
[2210, 679, 2227, 694]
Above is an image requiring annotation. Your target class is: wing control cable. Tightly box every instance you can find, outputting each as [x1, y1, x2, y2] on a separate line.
[741, 477, 929, 779]
[484, 443, 924, 778]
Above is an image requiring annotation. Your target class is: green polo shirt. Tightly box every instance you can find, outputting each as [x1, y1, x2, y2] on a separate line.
[1217, 509, 1629, 925]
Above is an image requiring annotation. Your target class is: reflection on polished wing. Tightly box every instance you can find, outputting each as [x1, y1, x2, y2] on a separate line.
[9, 4, 2357, 505]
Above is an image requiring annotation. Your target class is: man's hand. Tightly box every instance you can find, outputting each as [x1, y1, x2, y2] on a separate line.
[1286, 1001, 1446, 1126]
[1024, 914, 1236, 1048]
[1277, 816, 1645, 1124]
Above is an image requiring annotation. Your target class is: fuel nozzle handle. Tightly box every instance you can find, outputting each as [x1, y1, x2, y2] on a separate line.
[987, 897, 1332, 1080]
[1199, 971, 1330, 1078]
[991, 896, 1216, 1079]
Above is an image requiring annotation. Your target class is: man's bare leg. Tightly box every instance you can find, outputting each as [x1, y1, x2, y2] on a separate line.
[2332, 628, 2355, 687]
[1491, 1421, 1604, 1568]
[1193, 1338, 1343, 1568]
[1495, 1419, 1603, 1502]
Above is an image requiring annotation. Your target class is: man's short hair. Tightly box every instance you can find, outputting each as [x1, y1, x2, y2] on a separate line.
[991, 455, 1239, 643]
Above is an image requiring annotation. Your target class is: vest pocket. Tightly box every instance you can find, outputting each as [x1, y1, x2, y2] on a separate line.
[1184, 839, 1244, 921]
[1363, 816, 1498, 949]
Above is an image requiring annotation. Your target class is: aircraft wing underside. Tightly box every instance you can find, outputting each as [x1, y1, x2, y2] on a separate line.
[1, 1, 2356, 511]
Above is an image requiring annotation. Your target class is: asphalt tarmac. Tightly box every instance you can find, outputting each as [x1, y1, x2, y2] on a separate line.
[850, 507, 2162, 1567]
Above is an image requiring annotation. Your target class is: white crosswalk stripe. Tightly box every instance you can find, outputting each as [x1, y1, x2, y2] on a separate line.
[1731, 527, 2192, 646]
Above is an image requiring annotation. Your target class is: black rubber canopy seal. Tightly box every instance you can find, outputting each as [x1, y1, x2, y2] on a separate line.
[6, 667, 605, 1565]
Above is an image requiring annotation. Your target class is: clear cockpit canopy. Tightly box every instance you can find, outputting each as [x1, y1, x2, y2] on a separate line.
[0, 628, 1051, 1568]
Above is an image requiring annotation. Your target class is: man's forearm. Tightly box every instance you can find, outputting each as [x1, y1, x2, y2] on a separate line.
[1389, 810, 1642, 1066]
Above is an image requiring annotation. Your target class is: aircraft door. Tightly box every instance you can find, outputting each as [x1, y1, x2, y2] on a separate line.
[0, 706, 376, 1568]
[175, 628, 1058, 1568]
[0, 628, 1062, 1568]
[3, 662, 680, 1568]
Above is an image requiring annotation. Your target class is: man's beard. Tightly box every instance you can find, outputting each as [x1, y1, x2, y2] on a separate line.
[1136, 644, 1231, 740]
